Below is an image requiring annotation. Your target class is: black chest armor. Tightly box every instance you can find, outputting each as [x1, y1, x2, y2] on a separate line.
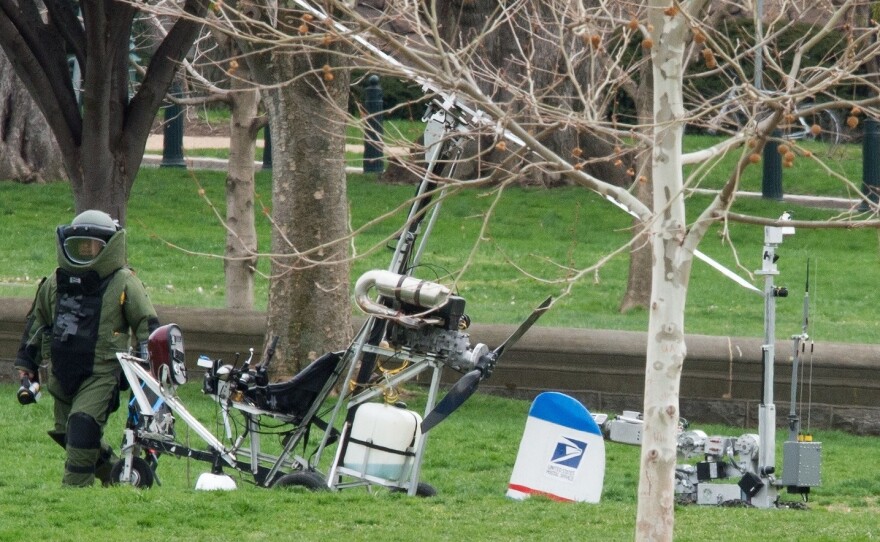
[51, 268, 114, 395]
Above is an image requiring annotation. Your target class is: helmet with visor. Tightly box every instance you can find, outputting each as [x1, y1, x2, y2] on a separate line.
[57, 210, 120, 265]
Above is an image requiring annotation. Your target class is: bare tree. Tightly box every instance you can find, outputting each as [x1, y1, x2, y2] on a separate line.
[223, 66, 261, 310]
[0, 49, 64, 183]
[235, 1, 880, 539]
[128, 2, 356, 369]
[0, 0, 210, 223]
[223, 3, 354, 375]
[141, 14, 264, 310]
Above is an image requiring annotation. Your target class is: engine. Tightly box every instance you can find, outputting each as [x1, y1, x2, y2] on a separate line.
[355, 270, 489, 373]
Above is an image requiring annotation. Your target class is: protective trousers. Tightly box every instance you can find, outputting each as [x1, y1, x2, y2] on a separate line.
[48, 371, 120, 487]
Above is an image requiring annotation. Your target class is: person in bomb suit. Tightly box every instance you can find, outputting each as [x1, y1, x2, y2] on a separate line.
[15, 210, 160, 487]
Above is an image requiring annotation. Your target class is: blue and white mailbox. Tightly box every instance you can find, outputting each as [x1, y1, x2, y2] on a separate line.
[506, 392, 605, 503]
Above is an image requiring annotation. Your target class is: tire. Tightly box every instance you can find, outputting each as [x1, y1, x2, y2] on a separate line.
[391, 481, 437, 497]
[803, 109, 842, 145]
[109, 457, 155, 488]
[273, 471, 327, 491]
[791, 107, 843, 157]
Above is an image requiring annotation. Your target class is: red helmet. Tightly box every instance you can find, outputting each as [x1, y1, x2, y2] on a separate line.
[148, 324, 187, 385]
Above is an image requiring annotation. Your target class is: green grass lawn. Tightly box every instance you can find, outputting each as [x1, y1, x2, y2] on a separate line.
[1, 155, 877, 344]
[682, 134, 865, 198]
[1, 132, 878, 541]
[1, 382, 877, 541]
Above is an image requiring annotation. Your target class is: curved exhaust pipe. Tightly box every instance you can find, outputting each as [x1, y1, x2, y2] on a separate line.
[355, 270, 451, 327]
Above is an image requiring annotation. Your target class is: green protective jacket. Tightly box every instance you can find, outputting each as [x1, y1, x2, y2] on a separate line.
[15, 228, 160, 395]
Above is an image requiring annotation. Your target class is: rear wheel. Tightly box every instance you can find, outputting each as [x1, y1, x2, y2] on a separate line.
[273, 471, 327, 492]
[109, 457, 155, 488]
[391, 481, 437, 497]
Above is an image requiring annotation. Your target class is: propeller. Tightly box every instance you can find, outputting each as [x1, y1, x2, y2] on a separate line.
[420, 296, 552, 433]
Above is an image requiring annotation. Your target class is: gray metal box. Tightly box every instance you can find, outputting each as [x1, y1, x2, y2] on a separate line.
[781, 441, 822, 487]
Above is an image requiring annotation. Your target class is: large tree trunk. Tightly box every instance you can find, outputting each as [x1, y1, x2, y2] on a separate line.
[225, 72, 260, 310]
[250, 26, 352, 376]
[0, 0, 209, 224]
[0, 52, 65, 183]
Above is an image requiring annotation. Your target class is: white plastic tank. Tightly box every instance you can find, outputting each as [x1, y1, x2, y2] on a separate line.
[343, 402, 423, 481]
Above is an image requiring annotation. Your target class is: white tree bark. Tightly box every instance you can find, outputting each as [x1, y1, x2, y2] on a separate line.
[636, 2, 707, 540]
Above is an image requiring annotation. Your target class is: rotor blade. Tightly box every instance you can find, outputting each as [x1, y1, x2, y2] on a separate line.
[493, 296, 552, 358]
[420, 369, 481, 433]
[694, 249, 760, 294]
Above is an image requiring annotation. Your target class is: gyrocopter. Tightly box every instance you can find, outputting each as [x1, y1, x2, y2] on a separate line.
[111, 3, 552, 493]
[113, 122, 550, 493]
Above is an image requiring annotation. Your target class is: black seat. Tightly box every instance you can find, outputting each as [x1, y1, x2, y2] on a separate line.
[250, 351, 341, 420]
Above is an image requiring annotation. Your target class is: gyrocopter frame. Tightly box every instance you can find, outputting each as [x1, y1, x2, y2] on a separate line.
[113, 32, 551, 492]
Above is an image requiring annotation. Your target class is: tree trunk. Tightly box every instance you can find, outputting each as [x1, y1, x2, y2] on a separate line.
[619, 59, 655, 313]
[0, 1, 209, 225]
[0, 51, 65, 183]
[636, 5, 695, 540]
[224, 73, 260, 310]
[253, 39, 352, 377]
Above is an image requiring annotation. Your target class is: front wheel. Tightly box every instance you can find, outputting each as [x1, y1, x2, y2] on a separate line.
[109, 457, 155, 488]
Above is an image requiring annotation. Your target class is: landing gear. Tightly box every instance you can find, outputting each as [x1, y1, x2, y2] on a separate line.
[109, 456, 155, 488]
[391, 482, 437, 497]
[273, 470, 327, 491]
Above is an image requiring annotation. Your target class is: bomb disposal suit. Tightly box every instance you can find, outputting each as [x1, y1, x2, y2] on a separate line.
[15, 210, 160, 487]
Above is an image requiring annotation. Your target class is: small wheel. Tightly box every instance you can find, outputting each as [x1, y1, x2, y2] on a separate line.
[109, 457, 155, 488]
[795, 107, 843, 157]
[391, 481, 437, 497]
[802, 109, 842, 144]
[273, 471, 327, 491]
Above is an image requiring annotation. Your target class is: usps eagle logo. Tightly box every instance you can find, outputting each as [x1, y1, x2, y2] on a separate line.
[550, 437, 587, 469]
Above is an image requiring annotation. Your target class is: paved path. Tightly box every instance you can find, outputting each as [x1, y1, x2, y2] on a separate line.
[144, 134, 403, 173]
[144, 134, 371, 172]
[145, 134, 406, 155]
[145, 134, 236, 150]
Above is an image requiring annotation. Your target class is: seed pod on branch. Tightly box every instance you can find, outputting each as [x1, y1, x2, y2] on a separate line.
[701, 48, 716, 69]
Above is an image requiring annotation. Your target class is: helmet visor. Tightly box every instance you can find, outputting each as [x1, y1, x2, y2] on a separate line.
[63, 236, 107, 264]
